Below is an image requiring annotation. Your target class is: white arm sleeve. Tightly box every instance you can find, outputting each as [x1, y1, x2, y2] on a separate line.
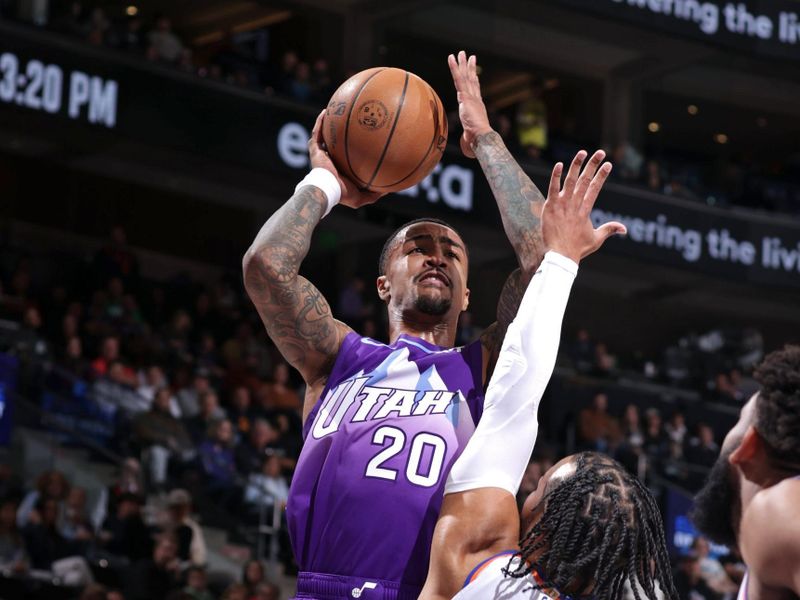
[445, 251, 577, 495]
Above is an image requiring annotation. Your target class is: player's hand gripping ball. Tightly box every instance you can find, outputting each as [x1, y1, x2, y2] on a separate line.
[322, 67, 448, 193]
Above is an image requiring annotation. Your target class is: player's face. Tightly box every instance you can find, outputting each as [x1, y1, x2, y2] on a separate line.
[520, 456, 577, 534]
[378, 223, 470, 321]
[692, 394, 756, 547]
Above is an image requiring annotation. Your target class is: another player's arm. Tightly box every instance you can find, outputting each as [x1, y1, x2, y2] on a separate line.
[243, 111, 382, 419]
[421, 155, 624, 600]
[478, 149, 605, 377]
[739, 480, 800, 595]
[447, 52, 600, 377]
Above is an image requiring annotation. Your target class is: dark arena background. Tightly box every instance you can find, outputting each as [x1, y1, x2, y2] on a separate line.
[0, 1, 799, 599]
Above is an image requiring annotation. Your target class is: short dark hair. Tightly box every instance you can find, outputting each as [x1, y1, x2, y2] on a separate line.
[753, 345, 800, 466]
[377, 218, 466, 276]
[509, 452, 676, 600]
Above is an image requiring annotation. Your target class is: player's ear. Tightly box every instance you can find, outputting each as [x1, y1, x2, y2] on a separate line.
[377, 275, 391, 303]
[462, 287, 470, 311]
[730, 425, 759, 466]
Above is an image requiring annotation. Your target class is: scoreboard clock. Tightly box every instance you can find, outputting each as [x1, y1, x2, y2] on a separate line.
[0, 51, 119, 128]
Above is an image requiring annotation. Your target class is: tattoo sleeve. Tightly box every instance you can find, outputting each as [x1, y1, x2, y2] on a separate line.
[473, 131, 546, 274]
[473, 132, 546, 381]
[242, 186, 351, 385]
[480, 268, 528, 379]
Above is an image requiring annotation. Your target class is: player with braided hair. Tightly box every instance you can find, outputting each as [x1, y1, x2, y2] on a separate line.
[692, 345, 800, 600]
[509, 452, 675, 600]
[419, 124, 675, 599]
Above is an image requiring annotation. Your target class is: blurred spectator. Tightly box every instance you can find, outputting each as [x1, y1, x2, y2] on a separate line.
[620, 403, 644, 449]
[289, 61, 313, 103]
[611, 142, 644, 181]
[79, 583, 112, 600]
[52, 2, 89, 38]
[275, 50, 299, 95]
[693, 536, 738, 597]
[686, 424, 719, 469]
[229, 385, 255, 437]
[17, 469, 70, 529]
[134, 389, 195, 489]
[199, 419, 239, 506]
[186, 390, 226, 443]
[91, 336, 135, 383]
[22, 497, 90, 583]
[642, 408, 668, 473]
[577, 393, 621, 452]
[124, 535, 181, 600]
[105, 458, 145, 516]
[222, 583, 250, 600]
[147, 16, 184, 64]
[165, 309, 194, 366]
[99, 492, 152, 563]
[665, 410, 688, 459]
[117, 16, 145, 52]
[165, 489, 206, 568]
[196, 333, 224, 379]
[244, 453, 289, 512]
[516, 80, 548, 161]
[138, 365, 181, 415]
[673, 554, 717, 600]
[64, 334, 90, 378]
[94, 226, 139, 285]
[235, 418, 278, 476]
[645, 159, 665, 193]
[253, 582, 280, 600]
[569, 328, 595, 373]
[60, 486, 95, 546]
[593, 342, 617, 377]
[0, 497, 27, 573]
[86, 7, 111, 46]
[177, 371, 213, 420]
[259, 363, 301, 413]
[242, 558, 265, 595]
[184, 565, 214, 600]
[311, 58, 333, 104]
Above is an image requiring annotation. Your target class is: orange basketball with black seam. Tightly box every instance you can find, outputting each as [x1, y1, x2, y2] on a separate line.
[322, 67, 448, 193]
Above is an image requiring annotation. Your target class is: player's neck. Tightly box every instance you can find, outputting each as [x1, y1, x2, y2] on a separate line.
[387, 314, 457, 348]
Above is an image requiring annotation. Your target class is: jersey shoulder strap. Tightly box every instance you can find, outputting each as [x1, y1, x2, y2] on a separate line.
[463, 550, 518, 587]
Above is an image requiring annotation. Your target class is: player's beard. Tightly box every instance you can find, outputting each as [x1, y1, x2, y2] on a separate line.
[414, 292, 451, 316]
[691, 447, 741, 548]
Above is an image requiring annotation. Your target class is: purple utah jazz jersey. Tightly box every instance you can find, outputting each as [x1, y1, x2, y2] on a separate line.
[287, 332, 485, 591]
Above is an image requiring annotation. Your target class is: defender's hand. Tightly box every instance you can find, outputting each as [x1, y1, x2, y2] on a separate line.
[308, 110, 384, 209]
[542, 149, 626, 263]
[448, 51, 492, 159]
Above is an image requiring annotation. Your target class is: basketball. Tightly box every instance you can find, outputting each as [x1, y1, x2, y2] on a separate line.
[322, 67, 448, 193]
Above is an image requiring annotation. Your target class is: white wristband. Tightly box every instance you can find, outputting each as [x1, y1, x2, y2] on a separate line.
[294, 168, 342, 218]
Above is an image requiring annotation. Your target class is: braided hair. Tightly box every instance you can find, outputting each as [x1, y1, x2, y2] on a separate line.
[507, 452, 677, 600]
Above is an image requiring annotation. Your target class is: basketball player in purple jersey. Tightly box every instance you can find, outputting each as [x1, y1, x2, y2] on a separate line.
[242, 49, 582, 598]
[691, 345, 800, 600]
[420, 140, 676, 600]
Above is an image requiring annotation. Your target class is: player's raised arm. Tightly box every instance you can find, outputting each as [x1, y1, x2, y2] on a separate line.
[242, 110, 383, 418]
[420, 155, 624, 600]
[448, 51, 593, 381]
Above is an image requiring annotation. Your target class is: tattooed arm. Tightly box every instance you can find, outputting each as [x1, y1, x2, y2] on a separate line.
[448, 51, 602, 380]
[243, 111, 382, 419]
